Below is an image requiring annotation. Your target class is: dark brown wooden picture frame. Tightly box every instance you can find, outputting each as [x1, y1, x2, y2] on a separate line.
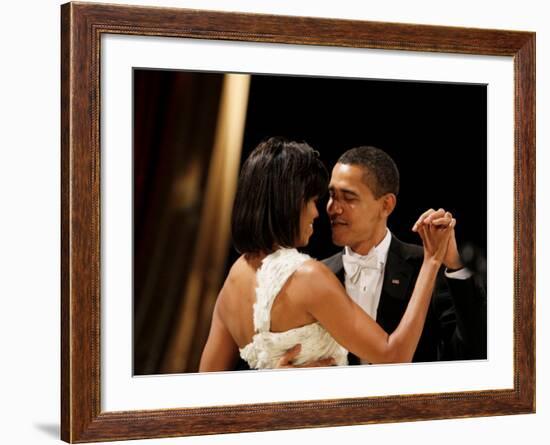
[61, 1, 536, 442]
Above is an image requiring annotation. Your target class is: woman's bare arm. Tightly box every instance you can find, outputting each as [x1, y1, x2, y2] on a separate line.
[294, 224, 453, 364]
[199, 295, 239, 372]
[295, 258, 438, 363]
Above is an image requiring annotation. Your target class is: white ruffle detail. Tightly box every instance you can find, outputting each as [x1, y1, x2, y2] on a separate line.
[240, 248, 348, 369]
[253, 248, 311, 333]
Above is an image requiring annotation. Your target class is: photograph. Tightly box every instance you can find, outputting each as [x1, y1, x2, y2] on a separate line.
[132, 69, 488, 375]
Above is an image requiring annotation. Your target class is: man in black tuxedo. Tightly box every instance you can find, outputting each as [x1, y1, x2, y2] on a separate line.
[280, 146, 486, 366]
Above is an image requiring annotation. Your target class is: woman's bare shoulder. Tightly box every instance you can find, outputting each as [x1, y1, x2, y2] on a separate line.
[295, 258, 335, 278]
[218, 255, 258, 301]
[291, 259, 344, 301]
[225, 255, 255, 281]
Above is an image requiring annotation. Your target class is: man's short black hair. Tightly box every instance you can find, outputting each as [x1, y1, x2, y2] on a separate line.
[338, 146, 400, 198]
[232, 137, 328, 254]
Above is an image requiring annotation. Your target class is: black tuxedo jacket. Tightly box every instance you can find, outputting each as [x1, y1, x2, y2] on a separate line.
[323, 235, 487, 363]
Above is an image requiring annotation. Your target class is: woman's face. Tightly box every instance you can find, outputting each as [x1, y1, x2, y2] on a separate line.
[297, 197, 319, 247]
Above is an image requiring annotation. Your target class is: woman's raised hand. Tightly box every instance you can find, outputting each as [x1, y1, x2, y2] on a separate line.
[416, 212, 456, 265]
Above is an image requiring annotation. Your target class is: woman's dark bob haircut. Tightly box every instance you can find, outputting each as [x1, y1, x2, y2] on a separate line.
[232, 137, 328, 254]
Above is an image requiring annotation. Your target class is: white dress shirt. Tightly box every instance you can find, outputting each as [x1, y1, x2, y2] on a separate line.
[342, 229, 471, 364]
[343, 229, 392, 321]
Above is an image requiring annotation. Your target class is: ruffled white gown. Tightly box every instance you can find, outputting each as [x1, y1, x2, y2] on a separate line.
[239, 248, 348, 369]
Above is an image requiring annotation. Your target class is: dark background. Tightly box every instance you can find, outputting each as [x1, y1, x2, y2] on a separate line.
[133, 70, 487, 375]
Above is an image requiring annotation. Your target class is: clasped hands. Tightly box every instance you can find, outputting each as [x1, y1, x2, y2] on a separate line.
[412, 208, 463, 271]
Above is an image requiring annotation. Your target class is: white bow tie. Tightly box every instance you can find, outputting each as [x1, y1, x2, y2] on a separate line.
[342, 253, 381, 285]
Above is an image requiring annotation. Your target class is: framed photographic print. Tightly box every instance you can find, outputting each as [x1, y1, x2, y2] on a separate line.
[61, 1, 535, 442]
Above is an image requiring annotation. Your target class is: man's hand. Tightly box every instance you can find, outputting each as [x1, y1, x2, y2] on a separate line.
[412, 208, 463, 270]
[276, 344, 336, 368]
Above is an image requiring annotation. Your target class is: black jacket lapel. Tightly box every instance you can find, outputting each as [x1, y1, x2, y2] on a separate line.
[381, 242, 416, 301]
[376, 236, 419, 328]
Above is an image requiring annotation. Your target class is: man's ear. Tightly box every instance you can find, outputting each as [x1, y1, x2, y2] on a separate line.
[381, 193, 397, 218]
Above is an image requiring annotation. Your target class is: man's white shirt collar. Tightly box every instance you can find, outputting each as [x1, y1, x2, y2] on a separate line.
[344, 228, 392, 267]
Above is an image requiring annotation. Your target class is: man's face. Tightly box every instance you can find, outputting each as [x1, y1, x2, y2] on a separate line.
[327, 163, 388, 254]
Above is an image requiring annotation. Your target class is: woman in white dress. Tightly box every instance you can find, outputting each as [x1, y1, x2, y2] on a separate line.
[199, 137, 454, 371]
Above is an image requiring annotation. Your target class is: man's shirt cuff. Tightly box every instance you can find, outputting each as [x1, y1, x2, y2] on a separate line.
[445, 267, 473, 280]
